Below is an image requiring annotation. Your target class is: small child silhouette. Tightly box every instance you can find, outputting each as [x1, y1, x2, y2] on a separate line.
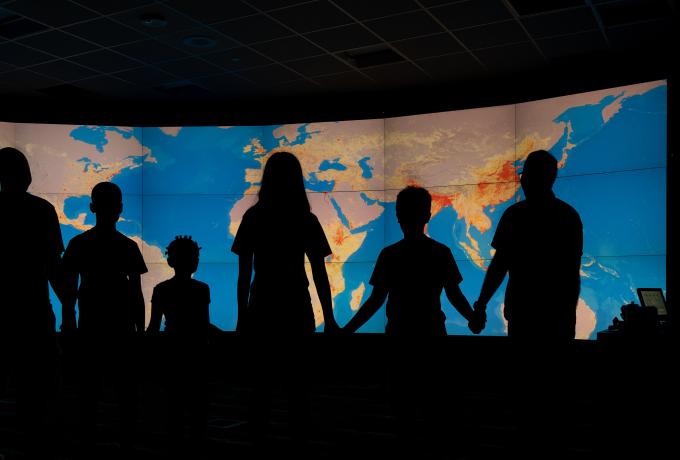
[343, 185, 484, 455]
[147, 235, 211, 454]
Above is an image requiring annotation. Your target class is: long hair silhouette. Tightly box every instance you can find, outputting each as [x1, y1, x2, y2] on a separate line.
[257, 151, 310, 215]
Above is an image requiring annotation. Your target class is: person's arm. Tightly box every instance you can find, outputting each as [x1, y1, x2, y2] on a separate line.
[476, 250, 509, 313]
[444, 282, 474, 322]
[129, 273, 145, 333]
[60, 268, 78, 332]
[343, 286, 388, 334]
[309, 254, 338, 333]
[147, 289, 162, 333]
[236, 252, 253, 334]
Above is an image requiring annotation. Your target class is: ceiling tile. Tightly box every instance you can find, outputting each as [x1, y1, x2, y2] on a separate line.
[5, 0, 98, 27]
[202, 47, 273, 71]
[72, 75, 140, 96]
[363, 61, 428, 87]
[508, 0, 585, 16]
[69, 49, 141, 73]
[112, 66, 179, 86]
[155, 57, 224, 79]
[64, 17, 146, 47]
[537, 30, 607, 59]
[0, 69, 60, 91]
[597, 0, 672, 27]
[18, 30, 97, 58]
[213, 14, 293, 44]
[522, 7, 598, 39]
[68, 0, 154, 15]
[30, 60, 99, 81]
[251, 36, 325, 62]
[0, 41, 54, 66]
[237, 63, 301, 85]
[155, 27, 238, 56]
[111, 4, 198, 37]
[269, 1, 353, 34]
[246, 0, 311, 11]
[392, 33, 464, 60]
[366, 11, 444, 41]
[430, 0, 512, 30]
[415, 52, 485, 80]
[285, 54, 352, 77]
[163, 0, 256, 23]
[313, 70, 375, 91]
[194, 73, 257, 95]
[332, 0, 419, 20]
[304, 24, 381, 52]
[113, 39, 189, 64]
[0, 17, 48, 39]
[455, 20, 528, 49]
[475, 41, 544, 71]
[607, 18, 672, 50]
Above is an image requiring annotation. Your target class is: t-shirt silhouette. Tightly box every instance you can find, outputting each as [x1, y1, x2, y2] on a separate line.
[62, 228, 147, 333]
[492, 194, 582, 339]
[0, 193, 63, 336]
[370, 234, 463, 336]
[151, 278, 210, 337]
[231, 205, 332, 333]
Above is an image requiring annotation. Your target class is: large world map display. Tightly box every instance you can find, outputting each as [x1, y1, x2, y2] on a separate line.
[0, 80, 666, 339]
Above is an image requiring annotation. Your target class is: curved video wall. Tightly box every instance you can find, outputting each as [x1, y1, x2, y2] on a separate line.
[0, 80, 666, 339]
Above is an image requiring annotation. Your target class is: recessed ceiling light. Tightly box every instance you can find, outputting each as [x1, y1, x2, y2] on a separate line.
[182, 35, 218, 49]
[139, 12, 167, 28]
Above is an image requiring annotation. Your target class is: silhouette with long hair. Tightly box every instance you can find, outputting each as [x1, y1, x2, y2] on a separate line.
[0, 147, 64, 458]
[474, 149, 583, 458]
[147, 235, 211, 457]
[61, 181, 147, 455]
[231, 151, 339, 451]
[343, 185, 483, 455]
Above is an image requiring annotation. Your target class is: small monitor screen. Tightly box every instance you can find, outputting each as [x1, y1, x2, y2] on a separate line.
[638, 288, 667, 316]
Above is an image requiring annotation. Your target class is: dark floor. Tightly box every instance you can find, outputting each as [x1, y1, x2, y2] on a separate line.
[1, 334, 673, 459]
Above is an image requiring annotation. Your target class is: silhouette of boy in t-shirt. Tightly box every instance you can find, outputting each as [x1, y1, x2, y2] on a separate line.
[147, 235, 211, 453]
[61, 181, 147, 451]
[343, 185, 484, 455]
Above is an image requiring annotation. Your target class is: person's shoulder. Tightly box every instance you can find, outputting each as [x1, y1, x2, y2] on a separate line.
[554, 198, 581, 218]
[153, 278, 173, 292]
[115, 230, 141, 248]
[425, 236, 452, 253]
[69, 228, 95, 245]
[25, 193, 57, 212]
[191, 278, 210, 290]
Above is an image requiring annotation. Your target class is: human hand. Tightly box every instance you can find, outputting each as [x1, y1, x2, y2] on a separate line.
[468, 302, 487, 334]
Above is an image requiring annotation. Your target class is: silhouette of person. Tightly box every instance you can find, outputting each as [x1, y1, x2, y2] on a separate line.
[474, 149, 583, 339]
[231, 151, 339, 451]
[147, 235, 211, 456]
[474, 149, 583, 458]
[61, 181, 147, 454]
[343, 185, 484, 455]
[0, 147, 64, 458]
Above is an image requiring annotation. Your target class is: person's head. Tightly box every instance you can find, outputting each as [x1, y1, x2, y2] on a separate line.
[258, 151, 310, 215]
[0, 147, 32, 193]
[520, 150, 558, 200]
[396, 186, 431, 236]
[90, 182, 122, 227]
[166, 235, 200, 276]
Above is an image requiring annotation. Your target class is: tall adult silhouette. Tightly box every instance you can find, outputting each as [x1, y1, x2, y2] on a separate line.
[474, 149, 583, 458]
[475, 149, 582, 339]
[231, 151, 339, 451]
[0, 147, 64, 458]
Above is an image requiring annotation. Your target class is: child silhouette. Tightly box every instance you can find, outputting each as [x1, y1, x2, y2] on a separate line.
[147, 236, 211, 454]
[61, 181, 147, 452]
[343, 185, 484, 455]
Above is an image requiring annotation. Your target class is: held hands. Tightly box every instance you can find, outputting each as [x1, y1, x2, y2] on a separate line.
[468, 301, 487, 334]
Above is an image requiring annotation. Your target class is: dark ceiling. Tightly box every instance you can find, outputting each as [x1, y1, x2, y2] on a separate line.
[0, 0, 675, 124]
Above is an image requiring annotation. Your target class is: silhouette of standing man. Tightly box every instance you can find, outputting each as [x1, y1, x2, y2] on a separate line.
[475, 149, 583, 340]
[0, 147, 64, 458]
[474, 149, 583, 459]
